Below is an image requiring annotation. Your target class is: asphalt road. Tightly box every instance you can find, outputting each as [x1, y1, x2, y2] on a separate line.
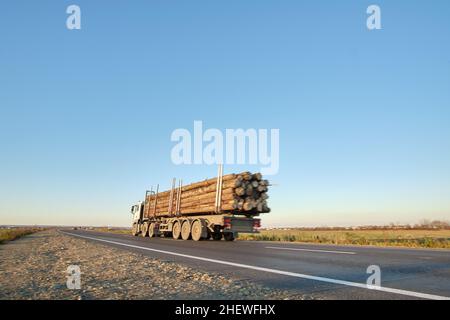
[62, 230, 450, 300]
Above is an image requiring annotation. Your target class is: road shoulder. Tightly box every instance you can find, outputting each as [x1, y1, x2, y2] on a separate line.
[0, 229, 308, 300]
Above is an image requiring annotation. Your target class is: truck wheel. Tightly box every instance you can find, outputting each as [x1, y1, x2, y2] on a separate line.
[191, 220, 204, 241]
[181, 221, 192, 240]
[149, 223, 156, 237]
[212, 232, 222, 241]
[172, 221, 181, 240]
[163, 232, 173, 238]
[141, 222, 149, 237]
[224, 232, 235, 241]
[132, 223, 139, 236]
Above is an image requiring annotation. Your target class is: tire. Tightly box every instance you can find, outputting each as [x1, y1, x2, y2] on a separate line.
[191, 220, 203, 241]
[172, 221, 181, 240]
[163, 231, 173, 238]
[212, 232, 222, 241]
[141, 222, 149, 237]
[132, 223, 139, 236]
[149, 223, 156, 237]
[181, 221, 192, 240]
[224, 232, 235, 241]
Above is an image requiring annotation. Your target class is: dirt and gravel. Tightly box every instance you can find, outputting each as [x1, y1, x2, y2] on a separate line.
[0, 230, 309, 300]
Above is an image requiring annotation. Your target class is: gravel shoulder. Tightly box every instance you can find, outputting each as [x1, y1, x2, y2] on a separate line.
[0, 230, 308, 300]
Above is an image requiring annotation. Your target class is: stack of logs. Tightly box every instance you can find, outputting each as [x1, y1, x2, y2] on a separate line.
[144, 172, 270, 218]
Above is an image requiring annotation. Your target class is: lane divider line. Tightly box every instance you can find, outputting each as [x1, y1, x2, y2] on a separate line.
[61, 231, 449, 300]
[265, 246, 356, 255]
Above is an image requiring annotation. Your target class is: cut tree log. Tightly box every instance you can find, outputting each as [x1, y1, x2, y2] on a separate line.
[143, 171, 270, 218]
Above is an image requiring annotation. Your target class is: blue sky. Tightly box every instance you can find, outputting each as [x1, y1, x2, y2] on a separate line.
[1, 1, 449, 227]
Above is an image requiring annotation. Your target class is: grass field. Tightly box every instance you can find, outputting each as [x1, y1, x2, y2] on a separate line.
[238, 229, 450, 249]
[92, 226, 450, 249]
[91, 227, 131, 235]
[0, 228, 42, 244]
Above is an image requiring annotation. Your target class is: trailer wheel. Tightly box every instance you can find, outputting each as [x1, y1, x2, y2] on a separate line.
[181, 220, 192, 240]
[141, 222, 149, 237]
[212, 232, 222, 241]
[172, 221, 181, 240]
[224, 232, 235, 241]
[191, 220, 204, 241]
[148, 223, 156, 238]
[163, 232, 173, 238]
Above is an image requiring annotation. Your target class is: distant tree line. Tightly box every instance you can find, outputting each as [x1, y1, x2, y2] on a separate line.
[264, 220, 450, 231]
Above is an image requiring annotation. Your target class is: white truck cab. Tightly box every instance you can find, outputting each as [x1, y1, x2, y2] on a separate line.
[130, 201, 144, 224]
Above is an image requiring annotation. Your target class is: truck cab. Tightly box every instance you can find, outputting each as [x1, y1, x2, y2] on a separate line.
[130, 201, 144, 224]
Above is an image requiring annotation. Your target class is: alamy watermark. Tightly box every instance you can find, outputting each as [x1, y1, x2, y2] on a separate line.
[66, 265, 81, 290]
[171, 121, 279, 175]
[65, 4, 382, 31]
[367, 5, 382, 30]
[366, 265, 381, 289]
[66, 5, 81, 30]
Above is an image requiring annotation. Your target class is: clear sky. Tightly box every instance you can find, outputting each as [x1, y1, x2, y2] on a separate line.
[1, 1, 449, 227]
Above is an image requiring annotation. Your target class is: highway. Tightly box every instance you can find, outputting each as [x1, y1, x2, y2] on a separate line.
[62, 230, 450, 300]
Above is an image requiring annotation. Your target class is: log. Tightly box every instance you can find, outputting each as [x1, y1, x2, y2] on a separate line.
[143, 171, 270, 217]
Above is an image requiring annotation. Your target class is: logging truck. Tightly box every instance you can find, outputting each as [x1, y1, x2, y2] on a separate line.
[130, 168, 269, 241]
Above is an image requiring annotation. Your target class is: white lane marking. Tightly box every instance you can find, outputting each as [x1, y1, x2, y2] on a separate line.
[61, 231, 449, 300]
[266, 246, 356, 255]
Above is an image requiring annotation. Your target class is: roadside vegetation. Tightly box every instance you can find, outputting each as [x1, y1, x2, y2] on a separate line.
[88, 221, 450, 249]
[90, 227, 131, 235]
[239, 225, 450, 249]
[0, 228, 43, 244]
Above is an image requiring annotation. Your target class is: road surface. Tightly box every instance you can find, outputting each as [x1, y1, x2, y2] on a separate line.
[62, 230, 450, 300]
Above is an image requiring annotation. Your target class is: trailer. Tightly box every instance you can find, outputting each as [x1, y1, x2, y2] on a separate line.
[130, 167, 268, 241]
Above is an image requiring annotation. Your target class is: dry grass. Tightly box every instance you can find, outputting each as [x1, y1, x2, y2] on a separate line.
[90, 225, 450, 249]
[238, 229, 450, 249]
[0, 228, 42, 244]
[91, 227, 131, 235]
